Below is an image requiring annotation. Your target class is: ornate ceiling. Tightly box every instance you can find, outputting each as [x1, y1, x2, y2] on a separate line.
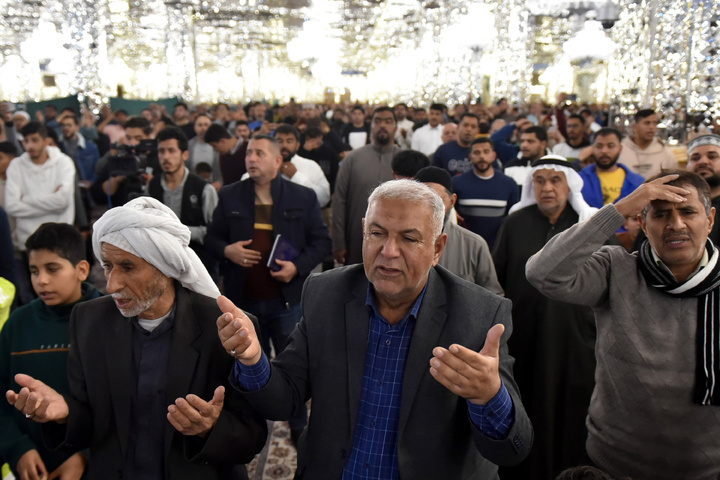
[0, 0, 717, 126]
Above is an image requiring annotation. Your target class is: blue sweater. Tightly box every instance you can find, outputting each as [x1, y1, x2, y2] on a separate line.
[490, 124, 520, 165]
[453, 170, 520, 250]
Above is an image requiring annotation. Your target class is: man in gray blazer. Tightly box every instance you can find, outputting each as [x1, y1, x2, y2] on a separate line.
[218, 179, 532, 479]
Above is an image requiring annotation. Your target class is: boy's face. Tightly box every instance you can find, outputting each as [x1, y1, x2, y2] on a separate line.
[29, 249, 89, 306]
[0, 152, 13, 177]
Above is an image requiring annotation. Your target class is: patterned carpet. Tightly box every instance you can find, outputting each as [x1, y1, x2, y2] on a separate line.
[247, 420, 298, 480]
[1, 421, 298, 480]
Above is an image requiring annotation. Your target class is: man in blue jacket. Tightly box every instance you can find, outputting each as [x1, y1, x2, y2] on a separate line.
[579, 128, 645, 208]
[205, 134, 331, 444]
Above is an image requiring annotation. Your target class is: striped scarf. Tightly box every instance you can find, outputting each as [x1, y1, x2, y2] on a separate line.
[638, 239, 720, 405]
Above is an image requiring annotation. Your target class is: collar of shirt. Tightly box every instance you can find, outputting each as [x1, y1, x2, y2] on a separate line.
[65, 132, 87, 150]
[472, 170, 495, 181]
[132, 303, 176, 336]
[364, 281, 428, 326]
[76, 131, 87, 149]
[651, 245, 709, 281]
[231, 137, 245, 155]
[370, 143, 394, 155]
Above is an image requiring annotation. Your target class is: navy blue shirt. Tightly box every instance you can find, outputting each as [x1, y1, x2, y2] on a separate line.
[432, 141, 472, 176]
[126, 307, 176, 480]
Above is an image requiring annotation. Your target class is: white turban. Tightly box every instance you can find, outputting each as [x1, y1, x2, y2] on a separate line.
[13, 111, 30, 121]
[92, 197, 220, 299]
[508, 154, 598, 223]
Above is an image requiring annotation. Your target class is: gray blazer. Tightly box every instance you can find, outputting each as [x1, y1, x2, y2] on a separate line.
[240, 264, 533, 479]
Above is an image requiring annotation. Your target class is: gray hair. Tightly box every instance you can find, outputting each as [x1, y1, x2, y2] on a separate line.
[365, 179, 445, 240]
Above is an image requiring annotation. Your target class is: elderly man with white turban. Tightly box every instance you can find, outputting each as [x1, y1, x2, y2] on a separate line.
[6, 197, 267, 480]
[493, 155, 602, 480]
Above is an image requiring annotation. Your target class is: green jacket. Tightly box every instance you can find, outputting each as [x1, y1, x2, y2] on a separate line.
[0, 282, 101, 473]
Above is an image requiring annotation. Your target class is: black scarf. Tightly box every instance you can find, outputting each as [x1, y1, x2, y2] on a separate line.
[637, 239, 720, 405]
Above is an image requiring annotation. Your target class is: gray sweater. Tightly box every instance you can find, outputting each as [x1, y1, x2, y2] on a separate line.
[438, 220, 503, 296]
[526, 204, 720, 480]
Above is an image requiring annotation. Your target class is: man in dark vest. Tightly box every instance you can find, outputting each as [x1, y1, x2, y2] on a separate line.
[148, 126, 218, 277]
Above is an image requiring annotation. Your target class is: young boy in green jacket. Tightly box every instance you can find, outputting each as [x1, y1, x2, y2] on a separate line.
[0, 223, 101, 480]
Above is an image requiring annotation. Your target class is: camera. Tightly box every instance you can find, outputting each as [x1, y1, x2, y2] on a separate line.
[107, 139, 157, 200]
[107, 139, 156, 176]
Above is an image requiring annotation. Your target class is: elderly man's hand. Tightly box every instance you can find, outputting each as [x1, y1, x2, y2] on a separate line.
[615, 174, 689, 218]
[167, 386, 224, 438]
[429, 324, 504, 405]
[6, 374, 69, 423]
[269, 259, 297, 283]
[216, 295, 263, 366]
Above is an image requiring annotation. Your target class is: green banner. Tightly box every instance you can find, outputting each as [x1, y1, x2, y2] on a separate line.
[107, 97, 181, 116]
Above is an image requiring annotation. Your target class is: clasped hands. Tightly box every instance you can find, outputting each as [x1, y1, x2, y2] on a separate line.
[6, 375, 224, 438]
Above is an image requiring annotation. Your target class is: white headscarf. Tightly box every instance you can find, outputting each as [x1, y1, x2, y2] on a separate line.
[92, 197, 220, 298]
[13, 111, 30, 121]
[508, 154, 597, 223]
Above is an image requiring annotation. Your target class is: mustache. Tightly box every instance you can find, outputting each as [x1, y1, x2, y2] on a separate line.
[112, 292, 135, 301]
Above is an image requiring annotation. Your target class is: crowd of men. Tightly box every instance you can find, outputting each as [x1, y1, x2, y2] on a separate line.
[0, 96, 718, 480]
